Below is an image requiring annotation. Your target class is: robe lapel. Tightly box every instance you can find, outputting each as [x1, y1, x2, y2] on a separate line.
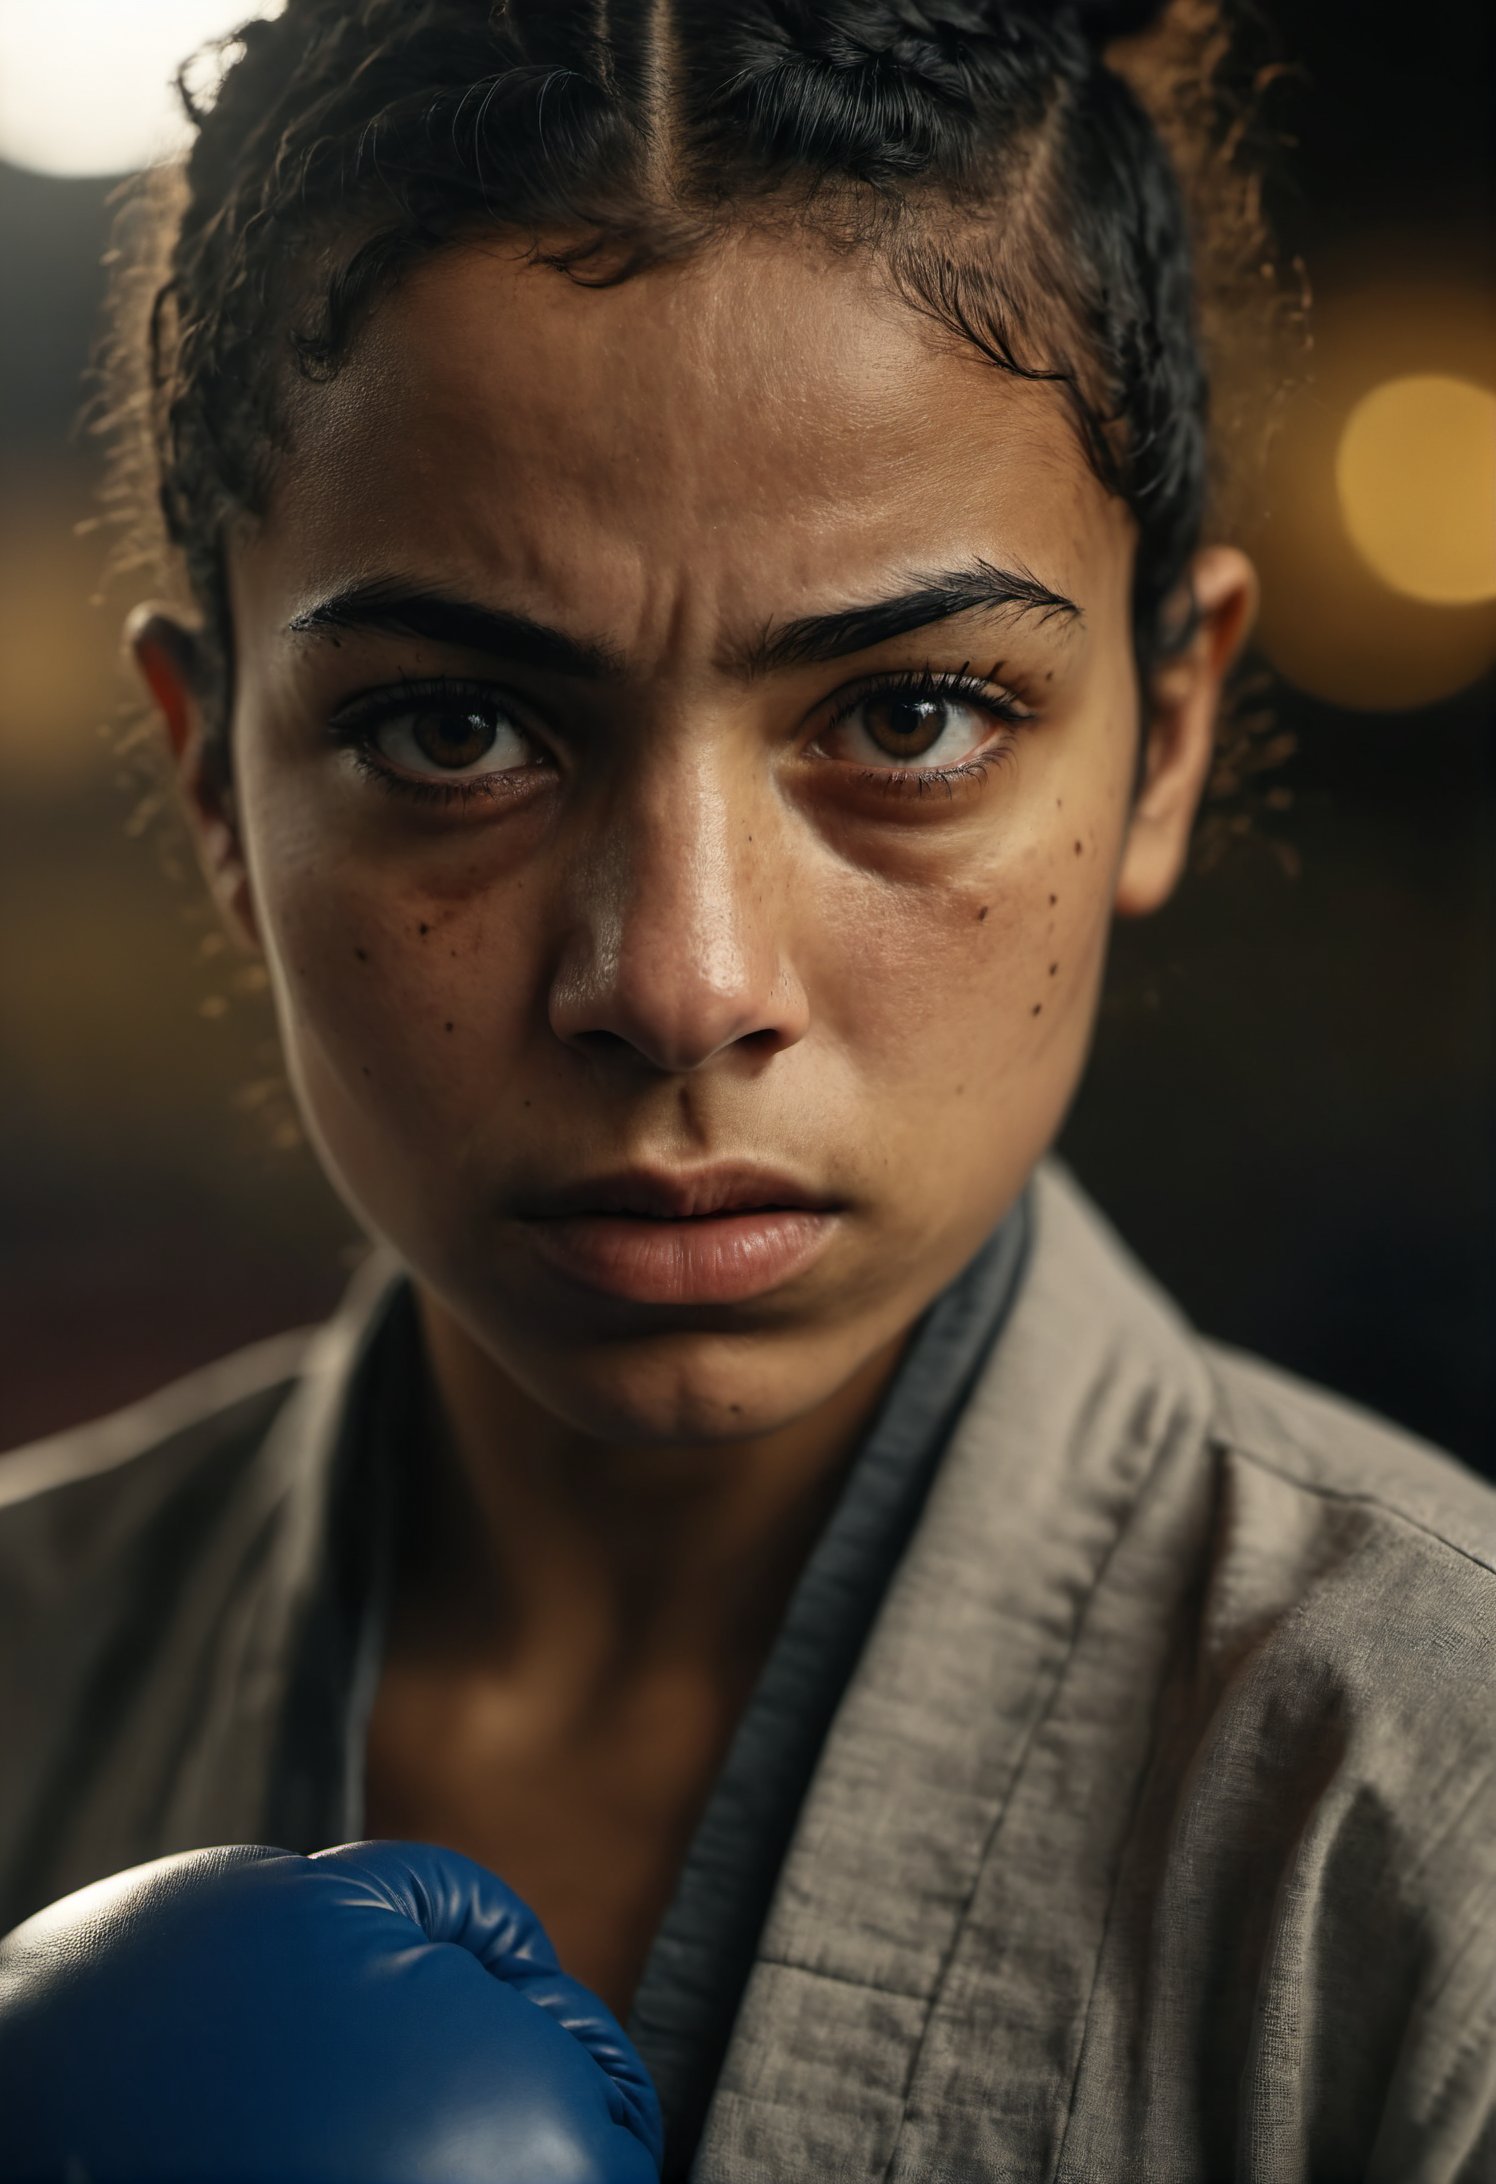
[693, 1160, 1219, 2182]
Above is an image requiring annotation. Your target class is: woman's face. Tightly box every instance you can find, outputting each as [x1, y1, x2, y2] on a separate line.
[162, 231, 1252, 1445]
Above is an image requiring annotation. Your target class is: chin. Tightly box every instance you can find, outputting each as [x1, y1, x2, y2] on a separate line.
[497, 1327, 833, 1450]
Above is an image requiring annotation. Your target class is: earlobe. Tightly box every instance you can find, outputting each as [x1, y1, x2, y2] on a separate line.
[1113, 544, 1260, 920]
[125, 604, 261, 954]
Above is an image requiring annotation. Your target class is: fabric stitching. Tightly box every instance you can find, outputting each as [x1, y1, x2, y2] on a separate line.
[1047, 1615, 1197, 2183]
[876, 1392, 1179, 2184]
[753, 1954, 928, 2002]
[1223, 1441, 1496, 1580]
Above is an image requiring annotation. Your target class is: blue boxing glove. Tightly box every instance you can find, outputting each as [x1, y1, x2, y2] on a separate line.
[0, 1839, 663, 2182]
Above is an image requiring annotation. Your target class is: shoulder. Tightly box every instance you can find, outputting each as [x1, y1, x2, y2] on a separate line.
[1023, 1158, 1496, 1796]
[1182, 1331, 1496, 1813]
[0, 1327, 316, 1605]
[1192, 1336, 1496, 1746]
[1027, 1155, 1496, 1601]
[1202, 1335, 1496, 1579]
[1176, 1352, 1496, 2163]
[0, 1248, 404, 1612]
[1046, 1209, 1496, 2158]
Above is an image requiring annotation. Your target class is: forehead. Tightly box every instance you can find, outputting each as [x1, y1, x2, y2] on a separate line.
[252, 229, 1126, 628]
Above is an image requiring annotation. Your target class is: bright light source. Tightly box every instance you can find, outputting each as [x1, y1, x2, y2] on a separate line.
[0, 1, 285, 180]
[1245, 279, 1496, 711]
[1336, 374, 1496, 607]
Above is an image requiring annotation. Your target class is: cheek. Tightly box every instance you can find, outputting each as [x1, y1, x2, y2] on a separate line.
[241, 791, 540, 1194]
[786, 822, 1110, 1288]
[812, 814, 1115, 1105]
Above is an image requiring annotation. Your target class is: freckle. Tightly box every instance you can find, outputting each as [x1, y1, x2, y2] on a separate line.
[976, 905, 989, 923]
[1056, 798, 1063, 809]
[728, 1403, 742, 1415]
[445, 1021, 454, 1033]
[1049, 962, 1059, 975]
[1031, 1003, 1043, 1016]
[418, 922, 430, 938]
[1049, 894, 1058, 906]
[354, 947, 369, 963]
[360, 1064, 371, 1077]
[449, 949, 457, 959]
[1073, 840, 1082, 855]
[955, 1082, 965, 1096]
[523, 1099, 532, 1110]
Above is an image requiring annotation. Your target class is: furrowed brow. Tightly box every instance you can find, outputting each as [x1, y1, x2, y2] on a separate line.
[734, 559, 1082, 678]
[285, 578, 627, 681]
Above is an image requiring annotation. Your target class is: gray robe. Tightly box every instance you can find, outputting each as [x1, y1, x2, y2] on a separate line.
[2, 1158, 1493, 2180]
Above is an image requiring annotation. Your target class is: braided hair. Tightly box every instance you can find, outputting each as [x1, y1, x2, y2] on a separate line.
[100, 0, 1290, 793]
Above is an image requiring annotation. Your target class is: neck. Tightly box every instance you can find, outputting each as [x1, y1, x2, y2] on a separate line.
[390, 1292, 911, 1720]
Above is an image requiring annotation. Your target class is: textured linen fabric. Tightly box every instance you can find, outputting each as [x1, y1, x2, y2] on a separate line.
[1, 1157, 1493, 2181]
[626, 1194, 1033, 2176]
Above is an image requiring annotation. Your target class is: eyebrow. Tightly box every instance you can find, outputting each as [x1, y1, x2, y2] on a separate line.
[284, 558, 1081, 682]
[286, 578, 628, 681]
[734, 559, 1082, 677]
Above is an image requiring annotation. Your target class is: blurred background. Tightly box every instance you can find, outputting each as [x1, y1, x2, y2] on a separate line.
[1, 1, 1492, 1469]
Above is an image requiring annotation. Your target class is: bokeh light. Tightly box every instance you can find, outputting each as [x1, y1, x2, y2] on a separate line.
[1244, 277, 1496, 711]
[1336, 375, 1496, 606]
[0, 1, 285, 180]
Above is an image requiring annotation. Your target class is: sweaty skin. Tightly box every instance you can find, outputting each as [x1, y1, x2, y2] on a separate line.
[135, 229, 1256, 2015]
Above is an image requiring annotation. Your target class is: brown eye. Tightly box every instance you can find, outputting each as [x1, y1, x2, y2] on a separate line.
[329, 678, 556, 809]
[820, 676, 1016, 775]
[861, 692, 954, 759]
[409, 708, 499, 770]
[367, 696, 540, 781]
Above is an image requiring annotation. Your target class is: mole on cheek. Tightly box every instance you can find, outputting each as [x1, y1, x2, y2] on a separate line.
[1073, 840, 1083, 856]
[1030, 1003, 1043, 1016]
[1049, 894, 1058, 907]
[445, 1021, 454, 1033]
[1050, 962, 1059, 976]
[354, 947, 370, 963]
[976, 905, 989, 923]
[418, 922, 431, 938]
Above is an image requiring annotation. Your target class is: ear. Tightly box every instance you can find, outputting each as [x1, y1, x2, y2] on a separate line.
[1113, 544, 1259, 919]
[126, 605, 261, 954]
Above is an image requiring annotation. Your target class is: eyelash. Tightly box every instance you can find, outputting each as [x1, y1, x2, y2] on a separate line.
[325, 664, 1035, 810]
[818, 663, 1032, 799]
[326, 678, 545, 810]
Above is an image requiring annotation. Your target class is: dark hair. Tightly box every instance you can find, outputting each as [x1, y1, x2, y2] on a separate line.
[100, 0, 1296, 804]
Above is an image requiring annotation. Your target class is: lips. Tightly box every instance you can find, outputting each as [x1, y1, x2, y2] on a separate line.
[517, 1164, 834, 1222]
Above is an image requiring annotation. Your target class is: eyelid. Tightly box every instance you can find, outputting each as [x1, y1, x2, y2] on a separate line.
[322, 664, 1036, 817]
[813, 662, 1036, 744]
[325, 673, 538, 739]
[325, 665, 1032, 737]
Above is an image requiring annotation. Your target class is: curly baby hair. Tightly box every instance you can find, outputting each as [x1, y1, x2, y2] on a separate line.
[98, 0, 1298, 807]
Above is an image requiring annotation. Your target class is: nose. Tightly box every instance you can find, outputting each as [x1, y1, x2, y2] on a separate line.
[547, 749, 810, 1074]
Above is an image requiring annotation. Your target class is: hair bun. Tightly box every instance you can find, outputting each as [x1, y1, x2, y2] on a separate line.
[1073, 0, 1171, 39]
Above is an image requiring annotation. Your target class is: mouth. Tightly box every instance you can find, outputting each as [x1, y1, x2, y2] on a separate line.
[517, 1164, 836, 1223]
[514, 1165, 843, 1304]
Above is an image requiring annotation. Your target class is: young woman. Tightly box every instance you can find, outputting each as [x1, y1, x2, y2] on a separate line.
[1, 2, 1492, 2178]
